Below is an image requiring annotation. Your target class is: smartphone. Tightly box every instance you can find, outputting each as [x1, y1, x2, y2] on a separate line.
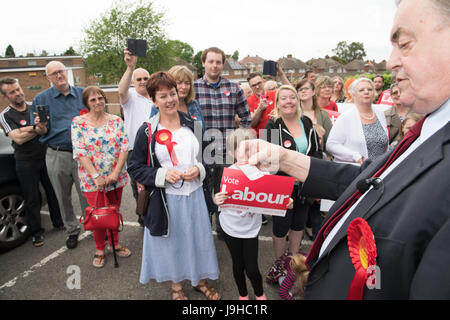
[37, 105, 48, 122]
[127, 39, 147, 57]
[263, 60, 278, 77]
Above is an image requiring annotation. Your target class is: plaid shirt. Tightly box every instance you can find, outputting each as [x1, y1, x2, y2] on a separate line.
[194, 76, 251, 159]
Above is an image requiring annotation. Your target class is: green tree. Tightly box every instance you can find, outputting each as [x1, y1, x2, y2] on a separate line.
[231, 50, 239, 61]
[5, 45, 15, 58]
[80, 0, 170, 84]
[192, 51, 204, 79]
[332, 41, 367, 64]
[63, 46, 77, 56]
[167, 40, 194, 63]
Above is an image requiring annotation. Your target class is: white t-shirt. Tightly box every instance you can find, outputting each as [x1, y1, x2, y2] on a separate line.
[155, 125, 203, 196]
[219, 165, 262, 239]
[120, 88, 154, 151]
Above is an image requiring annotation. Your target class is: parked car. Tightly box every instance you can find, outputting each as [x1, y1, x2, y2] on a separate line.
[0, 129, 46, 251]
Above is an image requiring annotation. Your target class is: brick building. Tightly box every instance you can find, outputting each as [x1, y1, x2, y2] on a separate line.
[239, 55, 265, 74]
[0, 56, 87, 110]
[222, 58, 249, 83]
[278, 54, 309, 83]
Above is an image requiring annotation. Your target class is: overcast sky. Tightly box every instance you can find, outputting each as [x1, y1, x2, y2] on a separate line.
[1, 0, 397, 63]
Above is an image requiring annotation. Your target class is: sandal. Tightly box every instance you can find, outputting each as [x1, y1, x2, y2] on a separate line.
[114, 247, 131, 258]
[171, 287, 188, 300]
[107, 246, 131, 258]
[194, 281, 221, 300]
[93, 254, 105, 268]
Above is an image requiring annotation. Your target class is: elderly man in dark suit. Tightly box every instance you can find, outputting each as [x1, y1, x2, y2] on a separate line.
[238, 0, 450, 299]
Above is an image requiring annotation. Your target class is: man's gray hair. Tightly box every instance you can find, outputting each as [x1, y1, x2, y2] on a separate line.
[132, 68, 150, 81]
[396, 0, 450, 24]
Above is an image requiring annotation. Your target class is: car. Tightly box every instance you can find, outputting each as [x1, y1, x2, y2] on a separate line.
[0, 128, 46, 251]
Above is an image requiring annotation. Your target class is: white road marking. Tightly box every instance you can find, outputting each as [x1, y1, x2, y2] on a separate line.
[0, 231, 92, 290]
[0, 211, 312, 290]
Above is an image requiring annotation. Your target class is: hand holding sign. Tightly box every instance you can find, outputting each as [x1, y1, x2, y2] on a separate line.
[220, 167, 295, 216]
[214, 191, 229, 206]
[236, 139, 283, 173]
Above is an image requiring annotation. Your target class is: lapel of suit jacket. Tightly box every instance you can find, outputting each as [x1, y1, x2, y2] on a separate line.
[318, 122, 449, 262]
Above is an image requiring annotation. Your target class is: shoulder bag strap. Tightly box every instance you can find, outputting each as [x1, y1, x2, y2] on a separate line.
[146, 122, 152, 167]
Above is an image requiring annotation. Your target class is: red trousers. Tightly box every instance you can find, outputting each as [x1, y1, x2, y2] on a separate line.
[84, 188, 123, 251]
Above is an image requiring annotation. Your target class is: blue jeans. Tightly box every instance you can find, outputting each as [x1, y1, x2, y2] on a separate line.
[16, 158, 63, 236]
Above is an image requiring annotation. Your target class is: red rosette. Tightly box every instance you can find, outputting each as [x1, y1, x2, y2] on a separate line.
[155, 129, 179, 166]
[346, 217, 377, 300]
[80, 109, 89, 116]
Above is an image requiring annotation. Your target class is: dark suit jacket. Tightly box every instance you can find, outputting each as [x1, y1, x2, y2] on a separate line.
[301, 121, 450, 299]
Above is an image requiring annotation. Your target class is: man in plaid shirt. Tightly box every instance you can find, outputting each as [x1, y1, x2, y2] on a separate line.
[194, 47, 251, 237]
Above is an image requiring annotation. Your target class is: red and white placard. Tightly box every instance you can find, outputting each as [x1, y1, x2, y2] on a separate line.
[219, 168, 295, 217]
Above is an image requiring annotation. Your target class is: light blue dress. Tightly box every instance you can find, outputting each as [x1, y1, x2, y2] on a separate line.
[139, 127, 219, 286]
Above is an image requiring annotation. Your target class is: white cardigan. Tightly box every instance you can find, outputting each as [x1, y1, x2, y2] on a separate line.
[326, 105, 388, 163]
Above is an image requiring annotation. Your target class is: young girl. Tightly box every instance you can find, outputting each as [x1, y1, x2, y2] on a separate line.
[278, 253, 310, 300]
[390, 112, 423, 149]
[214, 128, 293, 300]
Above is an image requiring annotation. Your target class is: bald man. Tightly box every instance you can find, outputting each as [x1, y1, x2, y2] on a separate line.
[118, 49, 155, 225]
[30, 61, 89, 250]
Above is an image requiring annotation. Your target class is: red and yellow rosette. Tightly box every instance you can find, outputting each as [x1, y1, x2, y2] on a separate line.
[80, 108, 89, 116]
[347, 217, 377, 300]
[155, 129, 179, 166]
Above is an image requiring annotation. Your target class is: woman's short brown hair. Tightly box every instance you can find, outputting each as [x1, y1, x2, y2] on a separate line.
[146, 72, 177, 101]
[82, 86, 108, 110]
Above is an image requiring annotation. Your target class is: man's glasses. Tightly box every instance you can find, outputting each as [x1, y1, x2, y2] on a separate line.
[136, 77, 149, 82]
[47, 70, 66, 77]
[250, 81, 263, 88]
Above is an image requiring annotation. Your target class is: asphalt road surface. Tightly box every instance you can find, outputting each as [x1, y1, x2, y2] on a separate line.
[0, 183, 312, 300]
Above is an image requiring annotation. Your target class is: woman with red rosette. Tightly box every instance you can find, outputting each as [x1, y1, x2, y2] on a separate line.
[264, 85, 322, 284]
[71, 86, 131, 268]
[128, 72, 220, 301]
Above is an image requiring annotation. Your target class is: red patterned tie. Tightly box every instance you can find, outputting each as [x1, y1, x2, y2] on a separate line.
[305, 115, 427, 266]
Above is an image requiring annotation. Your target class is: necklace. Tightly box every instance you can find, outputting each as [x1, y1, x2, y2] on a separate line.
[359, 112, 375, 120]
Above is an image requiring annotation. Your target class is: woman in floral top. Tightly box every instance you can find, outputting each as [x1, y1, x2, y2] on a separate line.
[71, 86, 131, 268]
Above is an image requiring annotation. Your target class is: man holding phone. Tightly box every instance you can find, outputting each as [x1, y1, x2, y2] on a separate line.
[118, 45, 154, 226]
[247, 65, 290, 138]
[0, 78, 63, 247]
[30, 61, 89, 249]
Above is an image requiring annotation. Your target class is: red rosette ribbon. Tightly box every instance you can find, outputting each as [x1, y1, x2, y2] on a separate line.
[80, 108, 89, 116]
[155, 129, 179, 166]
[346, 218, 377, 300]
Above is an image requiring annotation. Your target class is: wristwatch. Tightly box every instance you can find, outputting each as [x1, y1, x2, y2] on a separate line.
[92, 173, 100, 179]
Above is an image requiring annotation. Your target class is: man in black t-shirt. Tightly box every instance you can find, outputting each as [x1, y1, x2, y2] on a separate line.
[0, 78, 63, 247]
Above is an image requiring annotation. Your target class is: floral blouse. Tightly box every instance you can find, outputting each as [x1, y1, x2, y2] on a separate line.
[71, 114, 129, 193]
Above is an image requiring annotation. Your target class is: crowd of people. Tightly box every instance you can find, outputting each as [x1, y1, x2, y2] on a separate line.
[0, 0, 448, 300]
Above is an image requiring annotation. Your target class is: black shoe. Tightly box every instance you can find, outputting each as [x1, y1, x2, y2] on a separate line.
[138, 216, 144, 227]
[32, 234, 44, 247]
[53, 224, 65, 231]
[66, 234, 79, 249]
